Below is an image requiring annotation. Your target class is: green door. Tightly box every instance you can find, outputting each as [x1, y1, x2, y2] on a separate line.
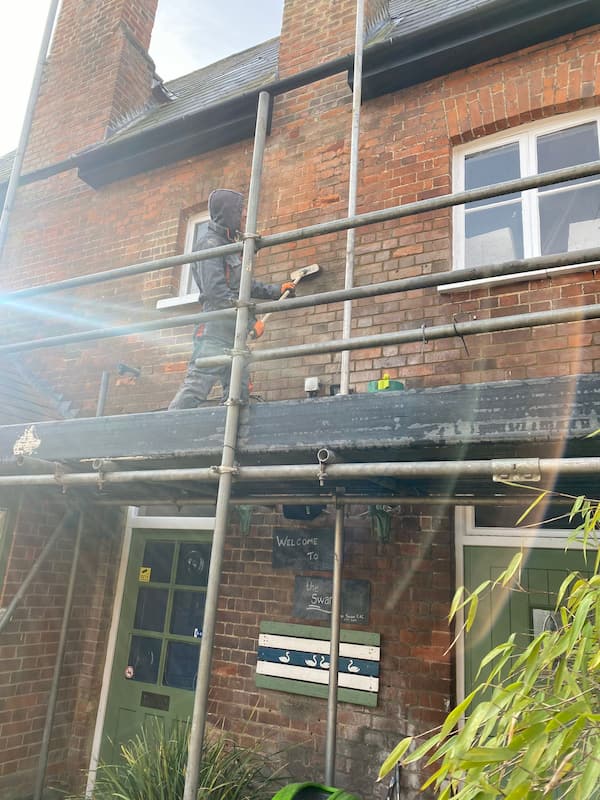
[463, 546, 589, 696]
[101, 528, 212, 762]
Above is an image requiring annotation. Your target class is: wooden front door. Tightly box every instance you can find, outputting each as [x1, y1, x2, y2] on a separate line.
[463, 545, 589, 696]
[100, 528, 212, 762]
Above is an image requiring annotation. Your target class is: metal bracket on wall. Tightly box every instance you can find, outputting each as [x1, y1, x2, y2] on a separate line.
[369, 504, 393, 544]
[236, 504, 253, 535]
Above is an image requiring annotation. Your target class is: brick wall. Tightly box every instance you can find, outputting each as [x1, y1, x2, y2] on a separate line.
[1, 0, 600, 796]
[3, 25, 599, 412]
[208, 505, 453, 797]
[0, 498, 121, 799]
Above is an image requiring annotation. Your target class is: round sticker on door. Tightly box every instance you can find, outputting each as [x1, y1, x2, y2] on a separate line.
[124, 665, 135, 679]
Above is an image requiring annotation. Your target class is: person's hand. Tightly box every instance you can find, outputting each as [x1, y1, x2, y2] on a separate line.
[251, 320, 265, 339]
[280, 281, 296, 297]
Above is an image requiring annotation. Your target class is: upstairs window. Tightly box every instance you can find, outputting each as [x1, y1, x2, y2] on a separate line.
[179, 212, 209, 298]
[156, 211, 209, 310]
[452, 113, 600, 285]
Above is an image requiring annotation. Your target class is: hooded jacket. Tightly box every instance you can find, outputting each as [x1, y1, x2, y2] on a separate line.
[191, 190, 280, 340]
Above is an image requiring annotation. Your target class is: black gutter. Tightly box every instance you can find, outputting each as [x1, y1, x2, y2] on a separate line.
[360, 0, 600, 99]
[2, 0, 599, 190]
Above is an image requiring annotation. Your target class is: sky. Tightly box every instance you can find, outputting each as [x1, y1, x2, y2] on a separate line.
[0, 0, 284, 157]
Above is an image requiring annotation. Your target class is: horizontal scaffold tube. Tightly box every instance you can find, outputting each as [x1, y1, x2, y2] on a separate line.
[195, 300, 600, 368]
[0, 457, 599, 488]
[2, 245, 600, 355]
[1, 159, 599, 303]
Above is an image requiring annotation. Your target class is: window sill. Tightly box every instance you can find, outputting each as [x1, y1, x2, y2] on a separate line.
[438, 262, 598, 294]
[156, 294, 200, 311]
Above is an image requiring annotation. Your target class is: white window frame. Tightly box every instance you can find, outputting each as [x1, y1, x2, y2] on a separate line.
[443, 109, 600, 293]
[156, 211, 209, 310]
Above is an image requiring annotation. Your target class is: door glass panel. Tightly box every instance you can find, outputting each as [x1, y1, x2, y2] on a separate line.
[141, 541, 174, 583]
[170, 590, 206, 637]
[134, 587, 168, 632]
[127, 635, 161, 684]
[163, 641, 200, 690]
[175, 543, 211, 586]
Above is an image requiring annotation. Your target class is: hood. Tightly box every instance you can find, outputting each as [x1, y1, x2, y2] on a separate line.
[208, 189, 244, 239]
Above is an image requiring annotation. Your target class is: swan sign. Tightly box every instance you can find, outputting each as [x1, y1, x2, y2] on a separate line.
[293, 576, 370, 624]
[256, 621, 381, 706]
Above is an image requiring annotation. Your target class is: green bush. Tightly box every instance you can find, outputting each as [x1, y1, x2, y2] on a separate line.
[81, 719, 286, 800]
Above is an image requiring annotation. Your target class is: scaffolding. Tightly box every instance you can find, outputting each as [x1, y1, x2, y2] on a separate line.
[1, 2, 600, 796]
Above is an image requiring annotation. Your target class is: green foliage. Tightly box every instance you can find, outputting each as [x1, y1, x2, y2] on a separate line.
[379, 493, 600, 800]
[80, 719, 286, 800]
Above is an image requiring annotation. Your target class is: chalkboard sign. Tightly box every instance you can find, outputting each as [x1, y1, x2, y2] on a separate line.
[272, 528, 334, 571]
[293, 576, 370, 625]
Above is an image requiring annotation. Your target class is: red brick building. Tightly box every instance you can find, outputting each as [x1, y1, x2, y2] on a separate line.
[1, 0, 600, 798]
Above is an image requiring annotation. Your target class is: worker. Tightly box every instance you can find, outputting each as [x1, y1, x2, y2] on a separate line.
[168, 189, 294, 409]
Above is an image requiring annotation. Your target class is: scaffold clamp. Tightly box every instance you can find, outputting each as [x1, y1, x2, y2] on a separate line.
[492, 458, 541, 483]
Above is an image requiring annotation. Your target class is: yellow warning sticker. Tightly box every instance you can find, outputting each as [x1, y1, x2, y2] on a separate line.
[139, 566, 151, 583]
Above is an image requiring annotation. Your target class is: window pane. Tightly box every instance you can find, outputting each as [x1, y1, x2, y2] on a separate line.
[538, 122, 599, 173]
[538, 123, 599, 193]
[141, 541, 174, 583]
[175, 543, 211, 586]
[465, 143, 521, 208]
[163, 641, 200, 690]
[170, 590, 206, 637]
[192, 221, 209, 249]
[539, 183, 600, 255]
[127, 635, 161, 684]
[465, 202, 524, 267]
[134, 587, 168, 632]
[183, 221, 210, 295]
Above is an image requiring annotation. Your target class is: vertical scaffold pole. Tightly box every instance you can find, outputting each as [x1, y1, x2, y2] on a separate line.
[0, 0, 62, 261]
[182, 89, 272, 800]
[33, 511, 83, 800]
[340, 0, 365, 395]
[325, 496, 345, 784]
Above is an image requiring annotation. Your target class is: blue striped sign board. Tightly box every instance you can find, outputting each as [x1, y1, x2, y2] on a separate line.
[256, 622, 381, 706]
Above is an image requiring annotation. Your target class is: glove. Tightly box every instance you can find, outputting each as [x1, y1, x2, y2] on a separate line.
[251, 319, 265, 339]
[280, 280, 296, 297]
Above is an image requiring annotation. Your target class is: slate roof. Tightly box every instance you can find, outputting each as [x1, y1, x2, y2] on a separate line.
[386, 0, 496, 37]
[110, 38, 280, 142]
[0, 0, 513, 172]
[0, 357, 77, 425]
[0, 0, 595, 178]
[0, 150, 15, 184]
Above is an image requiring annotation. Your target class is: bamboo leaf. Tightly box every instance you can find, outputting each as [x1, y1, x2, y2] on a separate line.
[440, 690, 479, 738]
[498, 552, 523, 588]
[465, 593, 479, 633]
[449, 586, 466, 621]
[515, 491, 549, 525]
[457, 746, 515, 765]
[378, 737, 412, 781]
[578, 755, 600, 800]
[569, 494, 586, 521]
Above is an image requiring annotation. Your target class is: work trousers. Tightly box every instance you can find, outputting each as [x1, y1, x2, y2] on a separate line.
[168, 330, 249, 410]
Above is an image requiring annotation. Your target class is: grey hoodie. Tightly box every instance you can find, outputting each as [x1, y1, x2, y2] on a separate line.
[191, 189, 280, 340]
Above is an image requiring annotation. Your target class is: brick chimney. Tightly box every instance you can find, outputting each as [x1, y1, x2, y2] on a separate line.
[278, 0, 390, 77]
[24, 0, 159, 171]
